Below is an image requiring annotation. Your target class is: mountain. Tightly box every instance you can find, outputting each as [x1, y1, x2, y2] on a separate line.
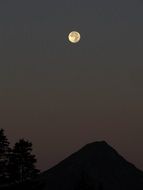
[1, 141, 143, 190]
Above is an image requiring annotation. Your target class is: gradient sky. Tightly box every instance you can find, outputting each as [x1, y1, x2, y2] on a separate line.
[0, 0, 143, 171]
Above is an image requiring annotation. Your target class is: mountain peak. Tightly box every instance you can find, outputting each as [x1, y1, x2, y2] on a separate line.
[78, 140, 117, 158]
[83, 140, 110, 149]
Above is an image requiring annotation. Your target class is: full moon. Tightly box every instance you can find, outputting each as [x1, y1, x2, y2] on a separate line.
[68, 31, 81, 43]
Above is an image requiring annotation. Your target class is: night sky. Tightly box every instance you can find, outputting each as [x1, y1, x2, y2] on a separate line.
[0, 0, 143, 171]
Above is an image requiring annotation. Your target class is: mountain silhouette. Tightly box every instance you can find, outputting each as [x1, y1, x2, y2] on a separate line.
[1, 141, 143, 190]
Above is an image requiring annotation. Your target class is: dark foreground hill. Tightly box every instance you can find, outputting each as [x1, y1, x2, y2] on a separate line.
[1, 141, 143, 190]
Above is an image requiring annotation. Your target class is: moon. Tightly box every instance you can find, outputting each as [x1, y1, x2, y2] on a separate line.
[68, 31, 81, 43]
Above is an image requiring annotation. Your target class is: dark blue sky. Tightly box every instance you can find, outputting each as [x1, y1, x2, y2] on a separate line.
[0, 0, 143, 170]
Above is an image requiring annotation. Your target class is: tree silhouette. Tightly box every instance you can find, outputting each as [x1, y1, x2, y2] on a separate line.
[0, 129, 10, 184]
[9, 139, 39, 184]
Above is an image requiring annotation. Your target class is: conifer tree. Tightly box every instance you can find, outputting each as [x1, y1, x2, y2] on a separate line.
[0, 129, 10, 184]
[9, 139, 39, 183]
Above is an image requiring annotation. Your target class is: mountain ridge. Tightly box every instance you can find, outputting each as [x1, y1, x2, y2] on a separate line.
[42, 141, 141, 174]
[39, 141, 143, 190]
